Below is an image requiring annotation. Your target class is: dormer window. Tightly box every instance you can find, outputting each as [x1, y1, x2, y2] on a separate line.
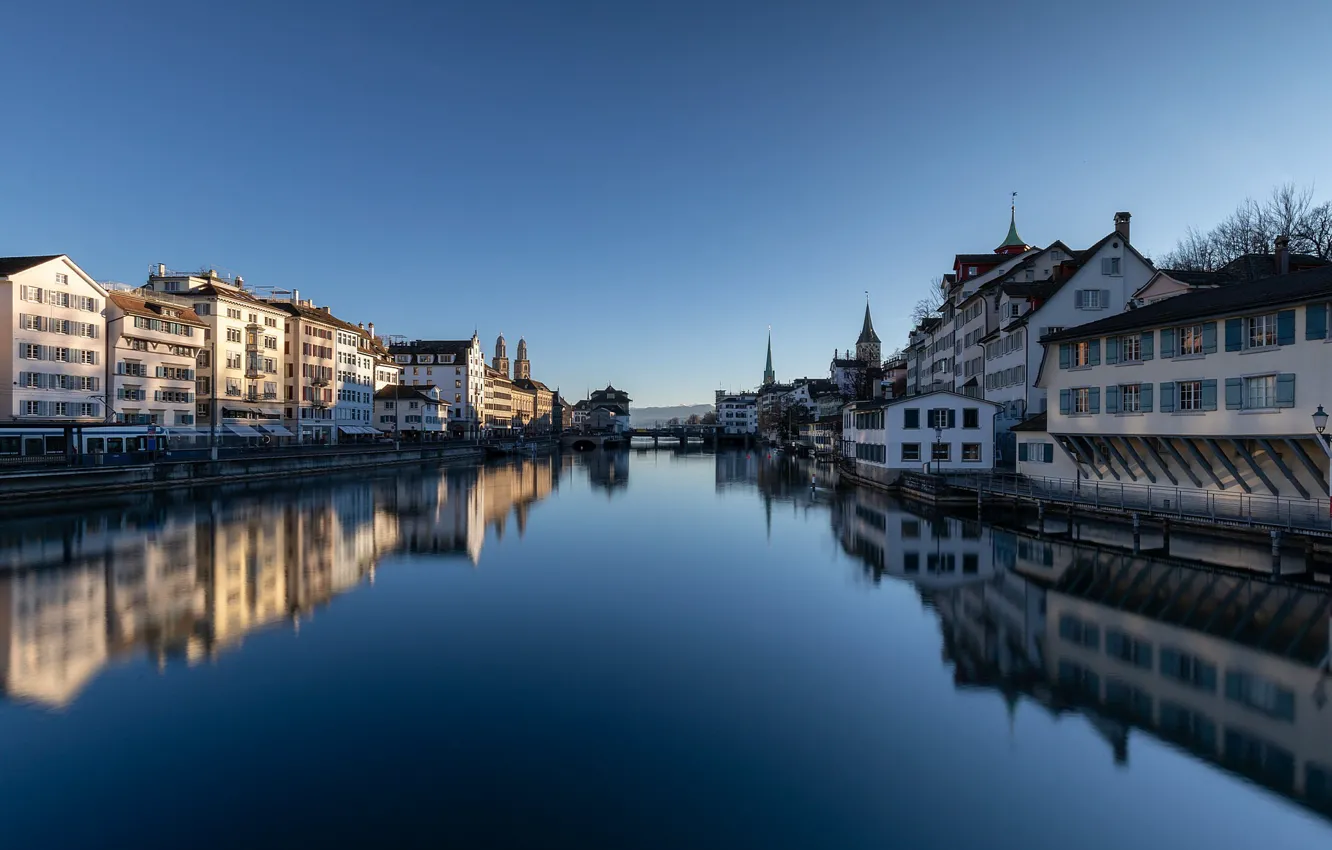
[967, 266, 978, 276]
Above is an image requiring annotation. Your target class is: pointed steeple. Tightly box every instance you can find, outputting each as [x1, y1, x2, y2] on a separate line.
[996, 192, 1031, 255]
[856, 299, 880, 345]
[763, 328, 775, 386]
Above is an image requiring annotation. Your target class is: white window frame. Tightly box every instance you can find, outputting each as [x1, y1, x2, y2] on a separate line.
[1179, 380, 1202, 411]
[1247, 314, 1277, 349]
[1179, 325, 1204, 356]
[1121, 334, 1140, 362]
[1073, 341, 1091, 367]
[1082, 289, 1103, 309]
[1244, 374, 1275, 409]
[1120, 384, 1140, 412]
[1073, 388, 1091, 414]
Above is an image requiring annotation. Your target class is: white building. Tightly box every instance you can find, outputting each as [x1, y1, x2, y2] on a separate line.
[374, 384, 446, 438]
[1026, 263, 1332, 501]
[141, 267, 289, 441]
[2, 255, 109, 424]
[391, 335, 486, 436]
[843, 390, 1002, 474]
[715, 391, 758, 435]
[332, 324, 378, 439]
[105, 291, 206, 429]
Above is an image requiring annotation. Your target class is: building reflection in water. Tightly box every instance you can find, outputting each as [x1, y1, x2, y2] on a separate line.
[0, 456, 562, 709]
[581, 449, 629, 495]
[833, 480, 1332, 820]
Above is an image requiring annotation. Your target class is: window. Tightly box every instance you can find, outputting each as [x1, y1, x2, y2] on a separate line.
[24, 400, 43, 416]
[1159, 647, 1217, 692]
[1179, 324, 1204, 356]
[931, 442, 950, 461]
[903, 409, 919, 429]
[1225, 671, 1295, 721]
[927, 408, 950, 428]
[54, 272, 69, 285]
[962, 408, 979, 428]
[1178, 380, 1202, 411]
[1105, 629, 1153, 669]
[1121, 334, 1140, 362]
[967, 265, 977, 275]
[961, 443, 981, 462]
[1247, 313, 1277, 349]
[1120, 383, 1140, 412]
[1245, 374, 1275, 409]
[1073, 341, 1091, 367]
[1080, 289, 1103, 309]
[1073, 388, 1091, 414]
[901, 443, 920, 462]
[1008, 302, 1021, 318]
[226, 328, 242, 343]
[1058, 615, 1099, 649]
[1101, 257, 1121, 275]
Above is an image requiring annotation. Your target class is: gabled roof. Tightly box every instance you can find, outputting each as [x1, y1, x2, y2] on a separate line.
[1044, 263, 1332, 342]
[1001, 280, 1060, 300]
[885, 389, 1001, 408]
[954, 253, 1004, 266]
[375, 384, 440, 401]
[108, 292, 207, 327]
[1010, 411, 1048, 432]
[0, 255, 63, 276]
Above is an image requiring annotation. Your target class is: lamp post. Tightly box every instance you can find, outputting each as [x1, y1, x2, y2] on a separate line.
[934, 424, 943, 476]
[1314, 405, 1329, 447]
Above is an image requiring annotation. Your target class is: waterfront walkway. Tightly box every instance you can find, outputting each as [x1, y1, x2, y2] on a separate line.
[945, 471, 1332, 536]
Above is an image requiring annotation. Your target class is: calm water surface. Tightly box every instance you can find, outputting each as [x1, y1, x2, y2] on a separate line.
[2, 449, 1330, 848]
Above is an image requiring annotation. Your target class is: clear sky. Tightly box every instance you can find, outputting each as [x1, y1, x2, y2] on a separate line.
[3, 0, 1331, 406]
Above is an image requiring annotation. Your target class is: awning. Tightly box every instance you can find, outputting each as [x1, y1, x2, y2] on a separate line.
[258, 423, 295, 437]
[341, 425, 378, 435]
[226, 424, 262, 437]
[258, 408, 282, 417]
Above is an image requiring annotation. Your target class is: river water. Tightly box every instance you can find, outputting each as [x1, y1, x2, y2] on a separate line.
[1, 449, 1330, 848]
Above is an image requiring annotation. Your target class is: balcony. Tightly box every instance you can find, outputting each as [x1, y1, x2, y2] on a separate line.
[225, 388, 243, 397]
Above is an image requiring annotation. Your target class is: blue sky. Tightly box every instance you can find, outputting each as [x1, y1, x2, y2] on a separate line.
[3, 0, 1331, 406]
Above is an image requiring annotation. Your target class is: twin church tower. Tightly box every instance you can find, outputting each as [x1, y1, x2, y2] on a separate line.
[491, 333, 530, 380]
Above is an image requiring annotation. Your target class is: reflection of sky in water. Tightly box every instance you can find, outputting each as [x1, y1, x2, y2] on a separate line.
[0, 451, 1327, 848]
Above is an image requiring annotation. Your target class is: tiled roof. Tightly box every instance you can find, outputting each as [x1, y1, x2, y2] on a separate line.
[1045, 263, 1332, 342]
[0, 255, 62, 276]
[1010, 411, 1048, 432]
[374, 384, 439, 401]
[390, 339, 473, 359]
[108, 291, 207, 326]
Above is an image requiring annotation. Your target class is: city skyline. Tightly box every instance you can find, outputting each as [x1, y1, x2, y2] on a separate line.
[3, 1, 1331, 405]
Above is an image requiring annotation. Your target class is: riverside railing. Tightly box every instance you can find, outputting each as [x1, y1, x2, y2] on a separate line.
[944, 471, 1332, 534]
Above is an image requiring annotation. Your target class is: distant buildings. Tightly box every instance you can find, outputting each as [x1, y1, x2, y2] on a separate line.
[373, 384, 447, 437]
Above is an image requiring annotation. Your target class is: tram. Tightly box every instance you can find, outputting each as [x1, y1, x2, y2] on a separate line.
[0, 424, 189, 458]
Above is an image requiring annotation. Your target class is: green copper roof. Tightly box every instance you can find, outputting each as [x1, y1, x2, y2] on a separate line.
[998, 210, 1027, 250]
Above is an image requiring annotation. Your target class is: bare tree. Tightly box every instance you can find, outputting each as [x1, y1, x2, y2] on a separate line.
[1161, 183, 1332, 270]
[911, 277, 946, 325]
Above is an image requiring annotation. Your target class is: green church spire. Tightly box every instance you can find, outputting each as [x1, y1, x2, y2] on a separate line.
[763, 328, 775, 386]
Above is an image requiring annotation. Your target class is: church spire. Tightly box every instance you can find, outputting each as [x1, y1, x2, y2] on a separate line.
[763, 327, 775, 386]
[996, 191, 1030, 255]
[856, 296, 880, 346]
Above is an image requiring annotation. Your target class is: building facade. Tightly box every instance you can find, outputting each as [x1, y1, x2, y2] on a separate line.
[374, 384, 446, 438]
[715, 391, 758, 435]
[2, 255, 109, 424]
[842, 390, 1001, 474]
[105, 291, 206, 429]
[391, 335, 486, 436]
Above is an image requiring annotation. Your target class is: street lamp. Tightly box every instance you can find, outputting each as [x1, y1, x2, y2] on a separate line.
[933, 424, 944, 476]
[1314, 404, 1330, 446]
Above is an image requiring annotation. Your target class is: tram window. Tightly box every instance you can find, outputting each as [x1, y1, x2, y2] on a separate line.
[106, 438, 124, 453]
[0, 437, 18, 454]
[23, 438, 43, 456]
[45, 436, 67, 454]
[87, 438, 105, 453]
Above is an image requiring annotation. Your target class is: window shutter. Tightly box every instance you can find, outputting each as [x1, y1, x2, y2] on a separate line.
[1140, 331, 1154, 360]
[1018, 443, 1029, 462]
[1059, 343, 1071, 369]
[1074, 290, 1085, 308]
[1225, 377, 1243, 410]
[1160, 382, 1176, 412]
[1105, 337, 1119, 364]
[1139, 383, 1153, 412]
[1307, 303, 1329, 340]
[1044, 443, 1054, 463]
[1059, 389, 1071, 415]
[1202, 322, 1217, 354]
[1275, 373, 1296, 408]
[1101, 289, 1111, 309]
[1201, 379, 1217, 411]
[1100, 258, 1111, 275]
[1277, 309, 1296, 345]
[1160, 328, 1175, 358]
[1089, 339, 1101, 366]
[1105, 385, 1120, 413]
[948, 409, 956, 429]
[1089, 387, 1100, 414]
[1224, 318, 1242, 351]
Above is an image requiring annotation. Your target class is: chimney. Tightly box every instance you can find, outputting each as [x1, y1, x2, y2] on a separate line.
[1275, 235, 1291, 276]
[319, 306, 330, 314]
[235, 275, 244, 288]
[156, 263, 166, 277]
[368, 322, 375, 338]
[292, 289, 299, 304]
[1114, 211, 1131, 242]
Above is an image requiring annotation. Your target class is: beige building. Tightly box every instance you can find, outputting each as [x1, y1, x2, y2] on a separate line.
[142, 267, 290, 441]
[1, 255, 109, 423]
[483, 365, 516, 430]
[105, 291, 207, 429]
[269, 299, 344, 444]
[0, 563, 108, 708]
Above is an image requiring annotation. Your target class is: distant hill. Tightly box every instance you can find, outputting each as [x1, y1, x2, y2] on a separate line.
[629, 404, 713, 427]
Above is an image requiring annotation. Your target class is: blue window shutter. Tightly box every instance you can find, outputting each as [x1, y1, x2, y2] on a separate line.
[1276, 373, 1296, 408]
[1225, 318, 1242, 351]
[1201, 379, 1217, 411]
[1105, 385, 1120, 413]
[1161, 327, 1176, 358]
[1018, 443, 1029, 462]
[1074, 290, 1085, 309]
[1105, 337, 1119, 364]
[1160, 382, 1176, 412]
[1089, 339, 1101, 366]
[1139, 383, 1153, 412]
[948, 409, 956, 429]
[1202, 322, 1217, 354]
[1307, 303, 1328, 340]
[1089, 387, 1100, 414]
[1044, 443, 1054, 463]
[1277, 309, 1296, 345]
[1059, 343, 1071, 369]
[1140, 331, 1154, 360]
[1101, 289, 1111, 309]
[1059, 389, 1071, 415]
[1225, 377, 1243, 409]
